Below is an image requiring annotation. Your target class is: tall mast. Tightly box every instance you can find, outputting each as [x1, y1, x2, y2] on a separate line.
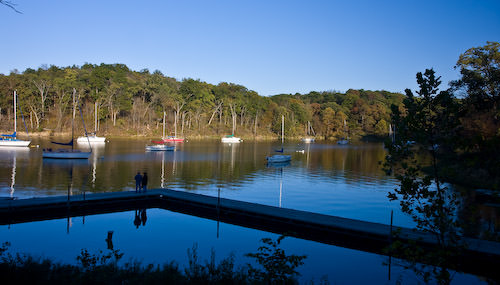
[95, 101, 98, 134]
[72, 88, 75, 151]
[163, 111, 166, 139]
[13, 90, 17, 136]
[174, 111, 177, 138]
[281, 115, 284, 144]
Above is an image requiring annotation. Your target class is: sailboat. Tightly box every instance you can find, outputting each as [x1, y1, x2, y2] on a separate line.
[266, 115, 291, 163]
[0, 91, 31, 147]
[337, 119, 349, 145]
[221, 115, 242, 143]
[146, 111, 175, 151]
[77, 102, 105, 143]
[162, 111, 184, 143]
[43, 89, 92, 159]
[301, 121, 315, 143]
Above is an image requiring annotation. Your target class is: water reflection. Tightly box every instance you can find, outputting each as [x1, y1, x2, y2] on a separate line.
[0, 147, 30, 197]
[0, 140, 424, 226]
[133, 209, 147, 228]
[267, 161, 290, 208]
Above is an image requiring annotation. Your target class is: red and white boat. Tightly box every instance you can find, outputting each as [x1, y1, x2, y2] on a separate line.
[162, 136, 184, 143]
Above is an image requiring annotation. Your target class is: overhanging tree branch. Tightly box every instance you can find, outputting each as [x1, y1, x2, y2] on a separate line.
[1, 0, 22, 13]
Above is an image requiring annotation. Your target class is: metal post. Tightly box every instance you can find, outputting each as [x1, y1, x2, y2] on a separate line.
[388, 210, 393, 281]
[217, 188, 220, 238]
[390, 210, 393, 238]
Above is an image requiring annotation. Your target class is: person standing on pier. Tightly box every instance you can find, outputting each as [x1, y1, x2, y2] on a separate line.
[134, 172, 142, 192]
[142, 172, 148, 191]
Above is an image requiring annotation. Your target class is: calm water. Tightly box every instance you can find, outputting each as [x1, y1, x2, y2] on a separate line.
[0, 139, 485, 283]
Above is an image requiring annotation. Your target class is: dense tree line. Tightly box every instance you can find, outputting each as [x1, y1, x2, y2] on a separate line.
[0, 63, 402, 140]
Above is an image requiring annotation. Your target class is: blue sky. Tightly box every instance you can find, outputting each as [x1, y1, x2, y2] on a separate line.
[1, 0, 499, 96]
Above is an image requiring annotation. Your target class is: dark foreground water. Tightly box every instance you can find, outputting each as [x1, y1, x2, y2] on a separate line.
[0, 139, 489, 283]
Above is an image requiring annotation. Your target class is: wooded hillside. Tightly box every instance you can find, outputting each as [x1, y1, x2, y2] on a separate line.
[0, 64, 403, 139]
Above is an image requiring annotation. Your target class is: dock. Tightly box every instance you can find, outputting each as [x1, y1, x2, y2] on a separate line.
[0, 188, 499, 279]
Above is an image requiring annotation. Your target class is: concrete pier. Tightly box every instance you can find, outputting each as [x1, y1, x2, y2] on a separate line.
[0, 188, 499, 279]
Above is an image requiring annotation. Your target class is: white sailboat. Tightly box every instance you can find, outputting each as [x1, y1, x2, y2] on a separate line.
[221, 115, 242, 143]
[77, 102, 105, 143]
[0, 91, 31, 147]
[146, 111, 175, 151]
[337, 119, 349, 145]
[43, 89, 92, 159]
[301, 121, 315, 143]
[162, 111, 185, 143]
[266, 115, 291, 163]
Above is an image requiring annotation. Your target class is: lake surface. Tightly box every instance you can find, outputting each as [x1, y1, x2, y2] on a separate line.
[0, 139, 486, 283]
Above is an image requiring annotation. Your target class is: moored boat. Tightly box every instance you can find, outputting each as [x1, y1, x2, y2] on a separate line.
[77, 102, 106, 144]
[0, 91, 31, 147]
[77, 133, 106, 143]
[43, 89, 91, 159]
[42, 147, 91, 159]
[266, 154, 292, 163]
[266, 115, 291, 163]
[221, 135, 242, 143]
[145, 144, 175, 151]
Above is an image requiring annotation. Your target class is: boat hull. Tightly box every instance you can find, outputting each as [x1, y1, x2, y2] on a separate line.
[266, 155, 292, 163]
[301, 137, 315, 143]
[162, 137, 184, 143]
[221, 137, 242, 143]
[42, 150, 91, 159]
[145, 145, 175, 151]
[77, 136, 106, 143]
[0, 139, 31, 147]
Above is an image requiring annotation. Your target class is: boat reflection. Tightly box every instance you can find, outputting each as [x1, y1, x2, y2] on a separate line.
[0, 147, 30, 198]
[267, 160, 290, 208]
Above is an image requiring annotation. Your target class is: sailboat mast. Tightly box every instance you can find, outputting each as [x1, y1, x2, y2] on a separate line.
[13, 90, 17, 136]
[232, 115, 236, 135]
[174, 111, 177, 137]
[163, 111, 166, 139]
[281, 115, 284, 144]
[71, 89, 75, 151]
[95, 101, 98, 134]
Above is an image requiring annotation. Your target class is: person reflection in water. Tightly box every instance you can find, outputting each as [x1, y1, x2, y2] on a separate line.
[142, 172, 148, 191]
[141, 209, 147, 226]
[133, 209, 148, 228]
[134, 172, 142, 192]
[134, 210, 141, 228]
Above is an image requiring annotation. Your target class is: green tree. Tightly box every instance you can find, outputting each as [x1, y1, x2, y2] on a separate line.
[385, 69, 462, 284]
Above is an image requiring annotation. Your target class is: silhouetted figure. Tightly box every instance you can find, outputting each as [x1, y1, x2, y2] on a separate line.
[142, 172, 148, 191]
[106, 230, 114, 250]
[134, 172, 142, 192]
[141, 209, 147, 226]
[134, 210, 141, 228]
